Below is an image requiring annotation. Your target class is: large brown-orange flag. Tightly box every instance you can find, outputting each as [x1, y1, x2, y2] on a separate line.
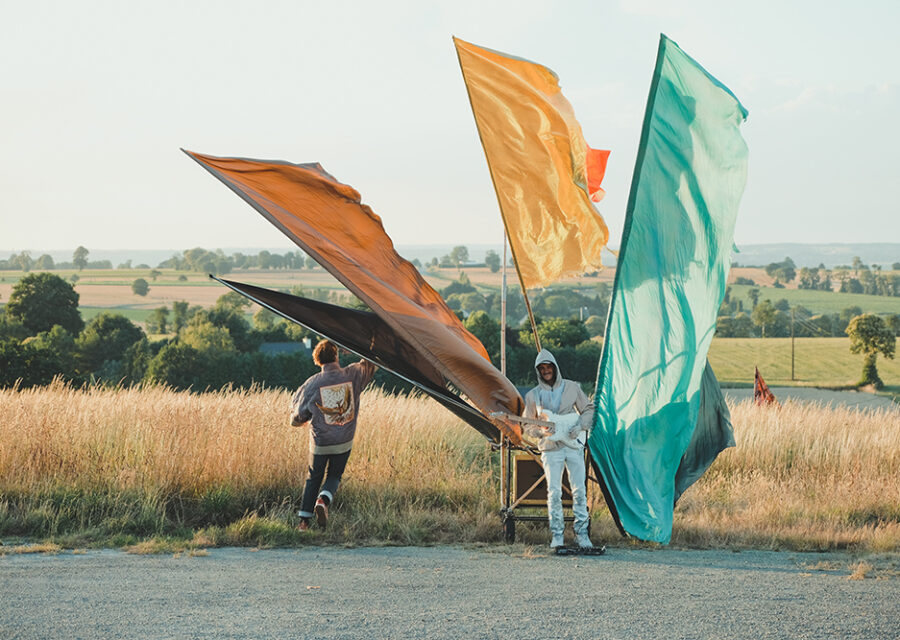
[185, 151, 523, 437]
[211, 276, 505, 441]
[454, 37, 610, 290]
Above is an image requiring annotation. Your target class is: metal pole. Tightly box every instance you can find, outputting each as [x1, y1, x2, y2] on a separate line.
[791, 307, 795, 381]
[501, 233, 507, 377]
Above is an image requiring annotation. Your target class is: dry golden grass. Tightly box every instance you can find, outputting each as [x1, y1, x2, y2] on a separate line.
[0, 382, 898, 552]
[673, 399, 900, 551]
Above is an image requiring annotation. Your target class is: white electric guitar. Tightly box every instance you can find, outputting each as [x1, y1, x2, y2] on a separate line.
[490, 409, 585, 450]
[540, 409, 585, 450]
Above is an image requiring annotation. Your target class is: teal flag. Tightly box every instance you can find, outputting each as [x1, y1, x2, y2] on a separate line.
[589, 35, 748, 543]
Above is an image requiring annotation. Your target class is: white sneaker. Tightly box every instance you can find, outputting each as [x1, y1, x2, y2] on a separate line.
[575, 533, 593, 549]
[550, 533, 564, 549]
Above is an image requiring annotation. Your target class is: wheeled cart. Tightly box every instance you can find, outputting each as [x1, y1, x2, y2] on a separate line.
[494, 435, 600, 543]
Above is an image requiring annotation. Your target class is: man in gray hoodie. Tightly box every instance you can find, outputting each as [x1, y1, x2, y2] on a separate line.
[523, 349, 594, 549]
[290, 340, 376, 531]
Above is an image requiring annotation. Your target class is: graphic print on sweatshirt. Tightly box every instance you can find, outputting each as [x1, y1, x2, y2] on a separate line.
[316, 382, 355, 426]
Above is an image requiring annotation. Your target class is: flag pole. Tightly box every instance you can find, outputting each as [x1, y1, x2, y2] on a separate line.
[500, 232, 507, 376]
[453, 37, 541, 352]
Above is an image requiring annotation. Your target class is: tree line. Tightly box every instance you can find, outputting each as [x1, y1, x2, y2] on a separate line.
[1, 245, 507, 276]
[735, 256, 900, 297]
[0, 273, 319, 391]
[0, 272, 607, 392]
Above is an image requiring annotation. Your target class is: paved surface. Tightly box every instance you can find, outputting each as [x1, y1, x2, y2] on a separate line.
[2, 546, 898, 639]
[723, 387, 897, 410]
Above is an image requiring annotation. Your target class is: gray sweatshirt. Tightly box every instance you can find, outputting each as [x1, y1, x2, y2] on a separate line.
[290, 359, 376, 454]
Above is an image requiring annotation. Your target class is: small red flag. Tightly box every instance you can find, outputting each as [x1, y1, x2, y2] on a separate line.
[586, 147, 610, 202]
[754, 367, 779, 407]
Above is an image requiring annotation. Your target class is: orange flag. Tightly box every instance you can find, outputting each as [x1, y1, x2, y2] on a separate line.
[185, 151, 524, 431]
[454, 37, 610, 289]
[754, 367, 779, 407]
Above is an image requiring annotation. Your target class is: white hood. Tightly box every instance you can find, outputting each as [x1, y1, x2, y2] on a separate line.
[533, 348, 563, 391]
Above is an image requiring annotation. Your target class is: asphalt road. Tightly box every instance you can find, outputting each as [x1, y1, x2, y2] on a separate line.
[723, 387, 897, 410]
[2, 546, 898, 639]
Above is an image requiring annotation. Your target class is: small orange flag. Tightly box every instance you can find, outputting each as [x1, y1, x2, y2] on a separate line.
[753, 367, 779, 407]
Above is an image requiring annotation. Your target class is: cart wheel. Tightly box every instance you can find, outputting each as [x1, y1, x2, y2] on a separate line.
[503, 515, 516, 543]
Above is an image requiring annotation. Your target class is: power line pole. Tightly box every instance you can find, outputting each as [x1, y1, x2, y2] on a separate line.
[790, 307, 795, 381]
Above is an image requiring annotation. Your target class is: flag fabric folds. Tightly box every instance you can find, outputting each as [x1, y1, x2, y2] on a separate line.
[674, 362, 736, 503]
[454, 37, 610, 289]
[212, 277, 504, 441]
[754, 367, 779, 407]
[185, 151, 523, 439]
[589, 35, 748, 543]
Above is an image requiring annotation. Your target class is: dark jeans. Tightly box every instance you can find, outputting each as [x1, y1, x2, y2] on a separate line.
[298, 449, 351, 517]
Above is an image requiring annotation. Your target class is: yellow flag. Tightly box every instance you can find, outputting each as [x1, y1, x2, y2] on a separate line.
[454, 37, 610, 289]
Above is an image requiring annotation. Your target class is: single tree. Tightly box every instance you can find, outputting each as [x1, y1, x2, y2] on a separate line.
[485, 250, 501, 273]
[253, 307, 278, 331]
[73, 246, 89, 271]
[146, 306, 170, 334]
[584, 315, 606, 337]
[14, 251, 33, 272]
[6, 272, 83, 336]
[464, 310, 501, 358]
[172, 300, 191, 332]
[214, 291, 252, 312]
[449, 245, 469, 270]
[774, 265, 796, 284]
[132, 278, 150, 296]
[845, 314, 896, 389]
[751, 300, 776, 337]
[747, 287, 760, 309]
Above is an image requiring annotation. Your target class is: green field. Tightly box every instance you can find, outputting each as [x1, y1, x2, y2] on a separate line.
[708, 337, 900, 390]
[728, 284, 900, 315]
[79, 307, 156, 324]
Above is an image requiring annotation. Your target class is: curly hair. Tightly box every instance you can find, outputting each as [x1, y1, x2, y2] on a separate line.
[312, 339, 338, 366]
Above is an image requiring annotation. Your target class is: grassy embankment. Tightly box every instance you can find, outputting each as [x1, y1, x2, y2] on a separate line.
[1, 383, 898, 554]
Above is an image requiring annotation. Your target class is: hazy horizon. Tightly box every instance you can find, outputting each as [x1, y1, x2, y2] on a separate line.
[5, 241, 900, 271]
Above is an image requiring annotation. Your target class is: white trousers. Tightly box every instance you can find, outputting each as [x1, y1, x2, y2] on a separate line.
[541, 446, 589, 536]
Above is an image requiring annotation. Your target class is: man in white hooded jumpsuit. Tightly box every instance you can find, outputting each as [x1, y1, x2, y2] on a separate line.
[523, 349, 594, 549]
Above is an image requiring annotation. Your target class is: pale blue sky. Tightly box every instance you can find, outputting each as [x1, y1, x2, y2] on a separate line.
[1, 0, 898, 253]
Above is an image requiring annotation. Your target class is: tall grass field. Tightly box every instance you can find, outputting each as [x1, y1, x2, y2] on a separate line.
[1, 383, 898, 552]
